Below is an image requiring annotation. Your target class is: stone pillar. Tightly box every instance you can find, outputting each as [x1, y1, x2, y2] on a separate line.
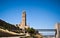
[55, 23, 60, 38]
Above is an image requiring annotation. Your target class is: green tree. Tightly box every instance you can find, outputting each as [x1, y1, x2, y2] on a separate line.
[26, 28, 35, 34]
[25, 27, 36, 37]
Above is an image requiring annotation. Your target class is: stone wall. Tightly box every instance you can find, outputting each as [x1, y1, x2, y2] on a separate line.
[55, 23, 60, 38]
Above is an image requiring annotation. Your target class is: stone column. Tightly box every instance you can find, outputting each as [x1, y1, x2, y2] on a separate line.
[55, 23, 60, 38]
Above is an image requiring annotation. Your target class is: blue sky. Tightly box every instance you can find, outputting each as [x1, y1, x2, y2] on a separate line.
[0, 0, 60, 29]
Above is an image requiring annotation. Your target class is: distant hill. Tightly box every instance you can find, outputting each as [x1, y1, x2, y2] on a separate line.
[0, 19, 20, 33]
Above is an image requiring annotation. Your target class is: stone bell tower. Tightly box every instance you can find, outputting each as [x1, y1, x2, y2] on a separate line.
[22, 10, 26, 26]
[20, 10, 26, 29]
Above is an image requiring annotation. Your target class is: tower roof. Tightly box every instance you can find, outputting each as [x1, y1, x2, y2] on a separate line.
[22, 10, 26, 14]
